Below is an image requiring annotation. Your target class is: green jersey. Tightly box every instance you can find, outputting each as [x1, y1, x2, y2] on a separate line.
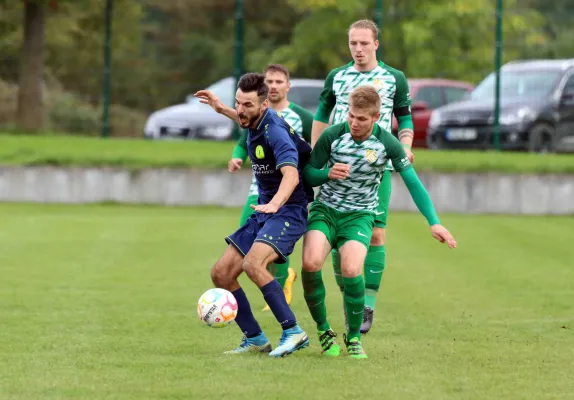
[314, 60, 411, 131]
[306, 122, 411, 213]
[231, 102, 313, 197]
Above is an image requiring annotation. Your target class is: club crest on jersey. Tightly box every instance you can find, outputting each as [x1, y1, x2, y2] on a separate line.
[365, 149, 378, 163]
[255, 145, 265, 159]
[372, 79, 384, 90]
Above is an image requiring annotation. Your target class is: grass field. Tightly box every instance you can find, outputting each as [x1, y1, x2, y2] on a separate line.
[2, 133, 574, 173]
[1, 204, 573, 399]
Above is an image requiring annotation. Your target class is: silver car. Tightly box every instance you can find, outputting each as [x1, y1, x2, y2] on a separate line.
[144, 76, 324, 140]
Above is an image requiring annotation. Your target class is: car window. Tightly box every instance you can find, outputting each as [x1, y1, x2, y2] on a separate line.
[414, 86, 443, 109]
[289, 86, 323, 111]
[444, 87, 470, 104]
[471, 70, 561, 100]
[187, 78, 234, 106]
[563, 75, 574, 95]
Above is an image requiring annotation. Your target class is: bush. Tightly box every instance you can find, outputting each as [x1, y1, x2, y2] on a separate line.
[0, 79, 148, 137]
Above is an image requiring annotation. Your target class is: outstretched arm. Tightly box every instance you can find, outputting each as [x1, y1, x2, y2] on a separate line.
[194, 90, 239, 123]
[384, 128, 456, 248]
[398, 168, 456, 248]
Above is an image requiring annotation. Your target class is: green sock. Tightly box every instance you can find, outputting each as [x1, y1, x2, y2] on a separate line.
[343, 275, 365, 341]
[302, 270, 330, 331]
[364, 245, 385, 310]
[331, 249, 344, 292]
[268, 257, 289, 289]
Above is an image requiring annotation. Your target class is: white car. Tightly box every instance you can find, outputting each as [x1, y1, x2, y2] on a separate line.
[144, 76, 324, 140]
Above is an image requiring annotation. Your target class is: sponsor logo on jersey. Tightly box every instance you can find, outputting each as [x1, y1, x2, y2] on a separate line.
[252, 163, 275, 175]
[365, 149, 378, 164]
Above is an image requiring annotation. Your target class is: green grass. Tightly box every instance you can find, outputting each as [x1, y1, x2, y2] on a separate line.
[1, 133, 574, 173]
[0, 204, 572, 399]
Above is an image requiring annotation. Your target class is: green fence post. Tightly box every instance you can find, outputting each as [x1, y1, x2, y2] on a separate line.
[493, 0, 503, 151]
[232, 0, 244, 140]
[101, 0, 112, 138]
[375, 0, 383, 59]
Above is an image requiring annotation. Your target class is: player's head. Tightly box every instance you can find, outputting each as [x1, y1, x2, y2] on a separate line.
[348, 19, 379, 67]
[348, 86, 381, 139]
[264, 64, 290, 105]
[236, 73, 269, 128]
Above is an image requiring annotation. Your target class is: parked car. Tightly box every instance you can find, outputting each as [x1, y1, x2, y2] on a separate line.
[144, 77, 324, 140]
[427, 59, 574, 152]
[391, 79, 474, 148]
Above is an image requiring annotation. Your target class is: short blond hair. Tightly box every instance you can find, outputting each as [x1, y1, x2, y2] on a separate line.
[349, 86, 381, 115]
[348, 19, 379, 41]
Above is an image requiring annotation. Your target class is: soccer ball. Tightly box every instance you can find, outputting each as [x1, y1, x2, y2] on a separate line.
[197, 288, 238, 328]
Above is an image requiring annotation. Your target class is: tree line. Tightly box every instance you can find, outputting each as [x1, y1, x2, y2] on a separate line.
[0, 0, 572, 133]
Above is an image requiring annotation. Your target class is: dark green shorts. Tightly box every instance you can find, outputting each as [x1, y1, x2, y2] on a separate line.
[307, 201, 375, 250]
[374, 170, 392, 228]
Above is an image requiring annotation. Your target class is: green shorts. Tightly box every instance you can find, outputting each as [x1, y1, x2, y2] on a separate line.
[307, 201, 375, 250]
[374, 170, 392, 228]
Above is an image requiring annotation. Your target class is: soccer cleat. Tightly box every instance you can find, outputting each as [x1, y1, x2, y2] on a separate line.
[224, 333, 272, 354]
[360, 306, 374, 334]
[344, 334, 367, 359]
[283, 268, 297, 305]
[318, 329, 341, 357]
[269, 325, 309, 357]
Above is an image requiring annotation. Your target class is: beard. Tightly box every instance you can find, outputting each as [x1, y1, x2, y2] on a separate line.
[238, 111, 261, 129]
[268, 92, 284, 104]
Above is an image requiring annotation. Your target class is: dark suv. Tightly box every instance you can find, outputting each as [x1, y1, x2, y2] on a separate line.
[427, 59, 574, 152]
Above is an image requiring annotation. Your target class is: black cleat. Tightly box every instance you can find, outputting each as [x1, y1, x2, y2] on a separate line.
[360, 306, 374, 334]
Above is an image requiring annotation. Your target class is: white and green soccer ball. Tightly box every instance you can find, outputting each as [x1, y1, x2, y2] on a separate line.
[197, 288, 238, 328]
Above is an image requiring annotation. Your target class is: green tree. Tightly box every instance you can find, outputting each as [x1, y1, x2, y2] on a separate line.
[274, 0, 549, 83]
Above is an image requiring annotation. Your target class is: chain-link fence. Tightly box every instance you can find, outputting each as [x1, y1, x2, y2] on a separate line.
[1, 0, 573, 144]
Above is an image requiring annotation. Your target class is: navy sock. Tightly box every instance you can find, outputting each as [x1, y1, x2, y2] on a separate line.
[231, 288, 262, 338]
[260, 279, 296, 330]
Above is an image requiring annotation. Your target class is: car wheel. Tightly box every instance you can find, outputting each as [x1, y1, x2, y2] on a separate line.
[527, 123, 555, 153]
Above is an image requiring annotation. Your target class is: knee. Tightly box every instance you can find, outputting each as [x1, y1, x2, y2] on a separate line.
[211, 261, 231, 288]
[302, 253, 323, 273]
[370, 227, 386, 246]
[242, 253, 263, 277]
[341, 263, 362, 278]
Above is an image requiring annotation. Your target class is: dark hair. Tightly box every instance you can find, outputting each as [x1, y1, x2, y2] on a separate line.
[264, 64, 290, 80]
[238, 73, 268, 102]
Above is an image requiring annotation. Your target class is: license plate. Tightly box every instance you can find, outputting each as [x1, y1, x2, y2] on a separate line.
[446, 128, 477, 140]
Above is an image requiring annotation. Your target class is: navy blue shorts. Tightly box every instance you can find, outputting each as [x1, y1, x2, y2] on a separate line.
[225, 204, 308, 263]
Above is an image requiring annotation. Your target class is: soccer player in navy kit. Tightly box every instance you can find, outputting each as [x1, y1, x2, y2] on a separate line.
[210, 73, 311, 357]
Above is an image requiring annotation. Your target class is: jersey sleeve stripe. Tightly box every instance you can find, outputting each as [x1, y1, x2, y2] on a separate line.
[276, 161, 298, 169]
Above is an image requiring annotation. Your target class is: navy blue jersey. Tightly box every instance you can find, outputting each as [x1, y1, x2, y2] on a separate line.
[247, 108, 312, 206]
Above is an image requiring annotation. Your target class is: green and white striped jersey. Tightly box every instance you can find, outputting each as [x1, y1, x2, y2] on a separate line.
[315, 60, 411, 131]
[308, 122, 411, 213]
[236, 102, 313, 196]
[314, 61, 411, 171]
